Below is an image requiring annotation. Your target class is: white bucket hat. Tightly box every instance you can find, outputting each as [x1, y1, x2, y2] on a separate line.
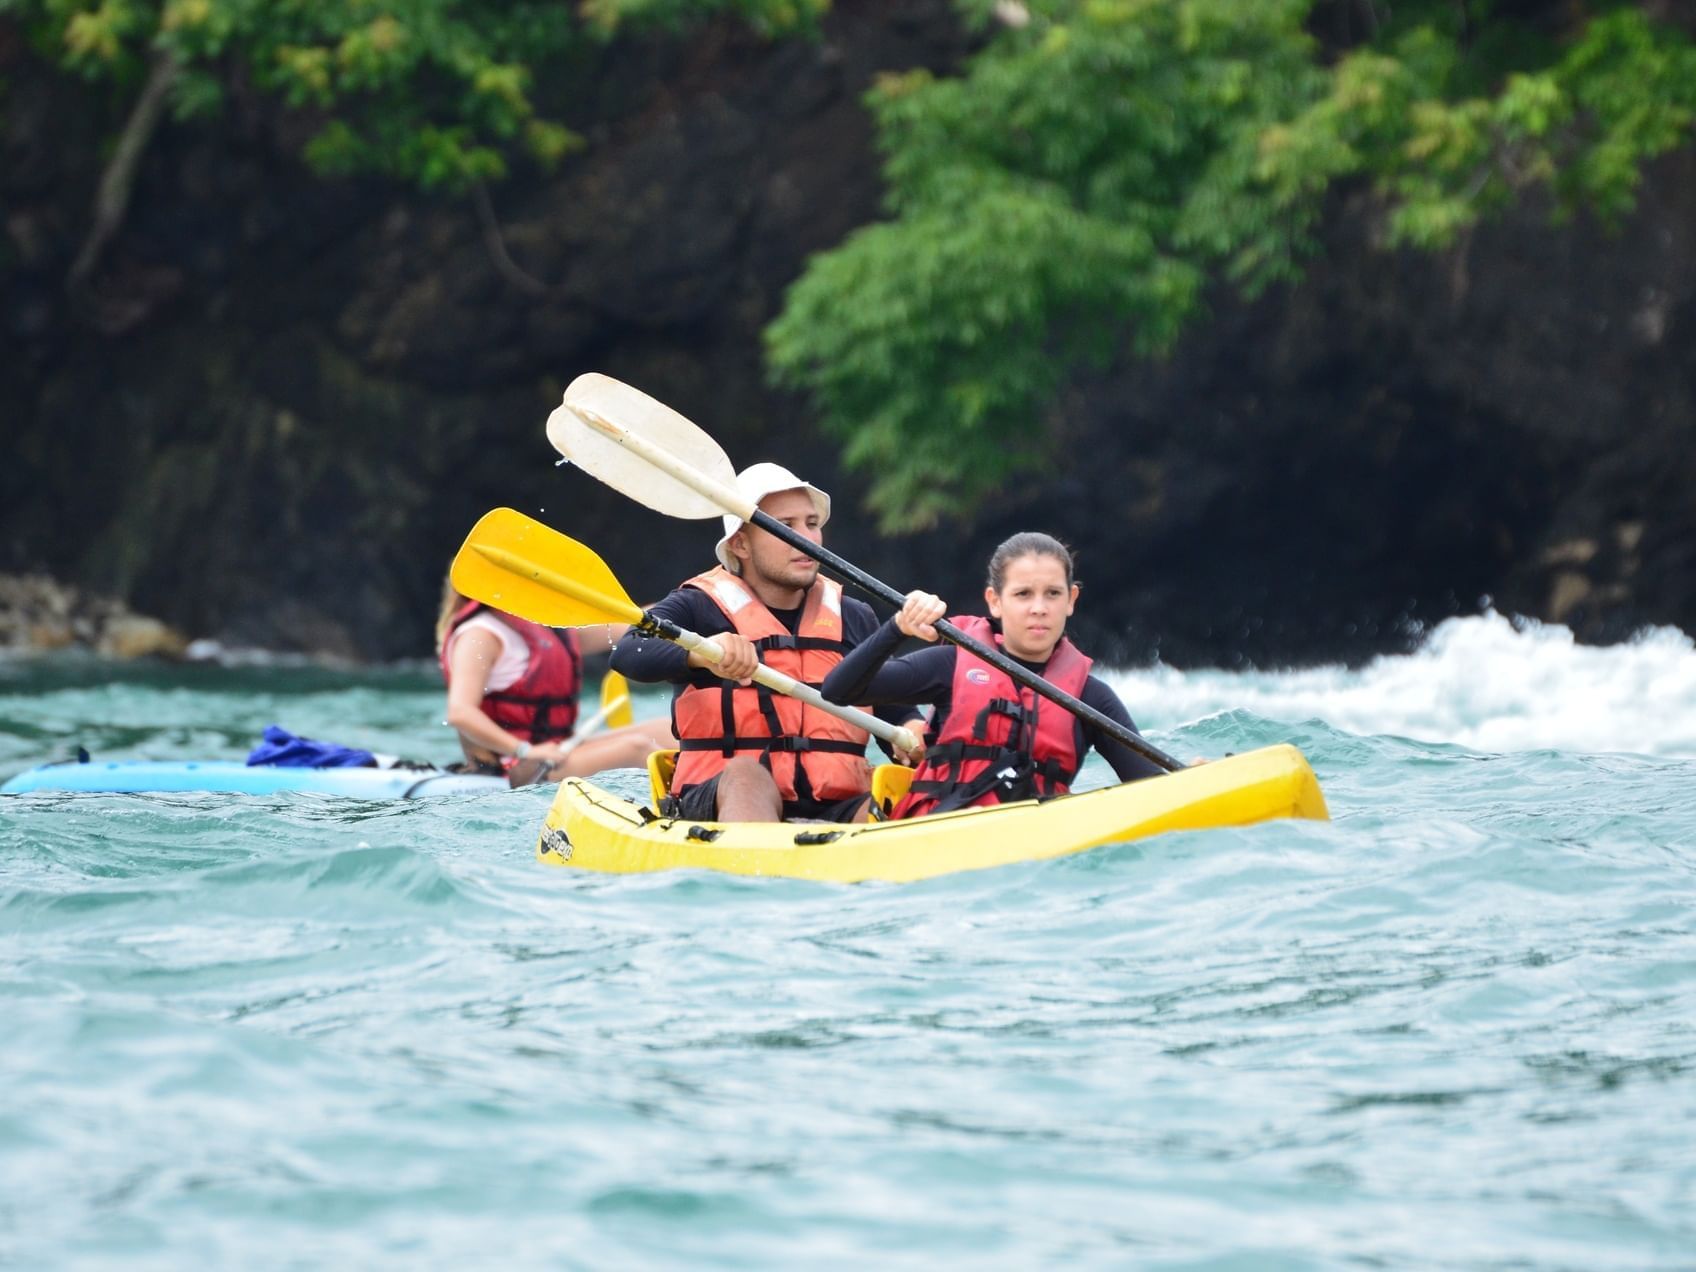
[714, 462, 832, 573]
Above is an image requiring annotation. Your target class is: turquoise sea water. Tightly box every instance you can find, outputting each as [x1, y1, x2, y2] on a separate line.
[3, 615, 1693, 1268]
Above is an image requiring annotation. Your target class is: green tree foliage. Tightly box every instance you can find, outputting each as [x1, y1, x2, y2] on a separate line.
[767, 0, 1696, 532]
[1, 0, 820, 191]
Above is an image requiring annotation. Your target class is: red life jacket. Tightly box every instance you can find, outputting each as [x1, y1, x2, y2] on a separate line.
[440, 601, 582, 742]
[893, 614, 1092, 819]
[670, 567, 871, 804]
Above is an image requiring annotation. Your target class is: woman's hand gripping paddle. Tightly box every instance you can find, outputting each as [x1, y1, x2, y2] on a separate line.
[450, 508, 922, 756]
[545, 373, 1182, 773]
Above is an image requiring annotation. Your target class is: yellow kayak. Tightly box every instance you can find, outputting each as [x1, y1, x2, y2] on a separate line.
[535, 743, 1329, 884]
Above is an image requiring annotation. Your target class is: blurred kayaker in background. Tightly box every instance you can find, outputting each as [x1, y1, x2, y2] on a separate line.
[611, 462, 925, 823]
[437, 583, 675, 784]
[821, 531, 1165, 818]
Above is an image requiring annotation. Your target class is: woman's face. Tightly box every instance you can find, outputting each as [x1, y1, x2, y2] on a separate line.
[985, 553, 1078, 661]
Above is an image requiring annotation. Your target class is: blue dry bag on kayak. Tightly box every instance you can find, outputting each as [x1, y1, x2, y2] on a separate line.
[247, 725, 377, 768]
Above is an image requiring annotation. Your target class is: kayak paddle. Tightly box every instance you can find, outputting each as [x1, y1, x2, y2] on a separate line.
[551, 674, 631, 761]
[599, 669, 634, 730]
[450, 508, 922, 757]
[545, 373, 1182, 773]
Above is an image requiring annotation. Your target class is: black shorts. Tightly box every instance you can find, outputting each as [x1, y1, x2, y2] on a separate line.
[665, 775, 869, 824]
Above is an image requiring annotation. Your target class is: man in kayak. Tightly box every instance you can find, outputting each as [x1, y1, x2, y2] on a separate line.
[820, 531, 1165, 817]
[611, 462, 924, 823]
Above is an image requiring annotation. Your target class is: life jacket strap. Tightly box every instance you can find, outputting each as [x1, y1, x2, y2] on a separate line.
[753, 634, 849, 654]
[910, 736, 1069, 814]
[765, 737, 867, 755]
[676, 737, 865, 755]
[917, 739, 1005, 777]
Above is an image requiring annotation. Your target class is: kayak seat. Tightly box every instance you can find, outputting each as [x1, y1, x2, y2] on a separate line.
[646, 749, 679, 810]
[645, 749, 915, 819]
[870, 764, 914, 819]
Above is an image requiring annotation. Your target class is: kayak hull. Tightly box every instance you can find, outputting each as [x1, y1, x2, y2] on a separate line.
[536, 743, 1329, 883]
[0, 760, 506, 799]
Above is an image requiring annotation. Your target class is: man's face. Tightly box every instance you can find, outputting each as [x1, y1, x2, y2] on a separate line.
[730, 488, 823, 594]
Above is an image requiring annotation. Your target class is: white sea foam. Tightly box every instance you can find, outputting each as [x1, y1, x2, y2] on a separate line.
[1105, 611, 1696, 757]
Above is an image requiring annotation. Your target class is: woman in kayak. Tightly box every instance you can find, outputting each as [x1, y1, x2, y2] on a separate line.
[820, 532, 1164, 817]
[437, 582, 675, 784]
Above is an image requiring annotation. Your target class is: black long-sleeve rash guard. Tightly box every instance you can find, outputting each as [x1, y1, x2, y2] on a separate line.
[609, 583, 923, 759]
[818, 616, 1166, 783]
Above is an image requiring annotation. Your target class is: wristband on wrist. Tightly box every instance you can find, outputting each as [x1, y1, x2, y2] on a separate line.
[512, 741, 531, 760]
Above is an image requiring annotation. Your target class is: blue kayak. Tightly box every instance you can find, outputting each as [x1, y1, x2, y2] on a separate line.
[0, 760, 507, 799]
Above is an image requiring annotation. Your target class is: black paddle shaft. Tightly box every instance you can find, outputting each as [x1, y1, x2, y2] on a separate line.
[748, 510, 1182, 773]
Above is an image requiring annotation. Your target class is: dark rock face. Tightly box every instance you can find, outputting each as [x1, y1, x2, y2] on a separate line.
[1029, 166, 1696, 667]
[4, 3, 1694, 666]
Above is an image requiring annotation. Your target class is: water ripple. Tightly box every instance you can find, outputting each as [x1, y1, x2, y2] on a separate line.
[3, 655, 1695, 1266]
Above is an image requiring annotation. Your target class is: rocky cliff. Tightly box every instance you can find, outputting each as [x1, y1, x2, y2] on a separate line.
[4, 2, 1692, 666]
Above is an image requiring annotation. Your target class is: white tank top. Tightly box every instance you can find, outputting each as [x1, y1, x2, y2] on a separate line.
[443, 612, 530, 692]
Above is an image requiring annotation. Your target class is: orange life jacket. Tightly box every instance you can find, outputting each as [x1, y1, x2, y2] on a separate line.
[670, 567, 871, 803]
[440, 601, 582, 742]
[893, 615, 1091, 818]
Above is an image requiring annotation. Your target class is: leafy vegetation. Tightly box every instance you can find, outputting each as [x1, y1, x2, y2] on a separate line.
[767, 0, 1696, 531]
[9, 0, 1695, 525]
[2, 0, 819, 191]
[2, 0, 823, 300]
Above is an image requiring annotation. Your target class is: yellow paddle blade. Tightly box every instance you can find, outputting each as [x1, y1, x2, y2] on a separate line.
[451, 508, 643, 629]
[600, 669, 633, 729]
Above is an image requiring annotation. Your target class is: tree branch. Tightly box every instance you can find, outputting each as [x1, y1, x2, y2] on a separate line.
[68, 46, 181, 295]
[471, 178, 550, 296]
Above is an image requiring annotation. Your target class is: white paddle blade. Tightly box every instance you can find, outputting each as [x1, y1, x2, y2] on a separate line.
[547, 373, 737, 521]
